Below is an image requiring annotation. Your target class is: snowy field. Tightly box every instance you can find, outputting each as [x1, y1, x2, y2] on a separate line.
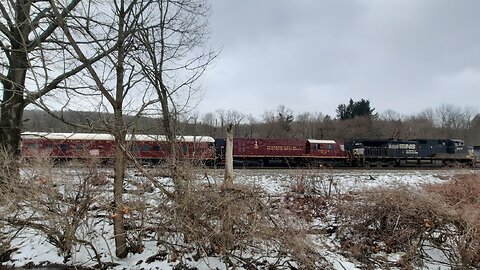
[5, 168, 477, 269]
[207, 168, 466, 194]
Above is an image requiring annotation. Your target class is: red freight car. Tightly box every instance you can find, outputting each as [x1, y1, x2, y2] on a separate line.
[21, 132, 216, 163]
[219, 138, 348, 166]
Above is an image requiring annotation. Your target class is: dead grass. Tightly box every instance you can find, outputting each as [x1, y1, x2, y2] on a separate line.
[0, 148, 22, 263]
[284, 173, 336, 222]
[424, 173, 480, 208]
[424, 173, 480, 267]
[1, 150, 333, 268]
[11, 151, 480, 269]
[2, 154, 106, 264]
[152, 181, 327, 269]
[334, 173, 480, 269]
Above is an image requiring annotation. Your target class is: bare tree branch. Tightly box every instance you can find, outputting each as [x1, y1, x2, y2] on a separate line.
[25, 47, 118, 106]
[28, 0, 83, 50]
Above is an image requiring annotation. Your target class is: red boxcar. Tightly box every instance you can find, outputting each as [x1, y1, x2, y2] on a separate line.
[223, 138, 348, 166]
[21, 132, 216, 163]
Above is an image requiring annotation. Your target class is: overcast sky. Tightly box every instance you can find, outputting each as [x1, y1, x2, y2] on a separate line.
[197, 0, 480, 118]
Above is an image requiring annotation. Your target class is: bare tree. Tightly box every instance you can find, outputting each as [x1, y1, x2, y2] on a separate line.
[470, 114, 480, 145]
[131, 0, 217, 190]
[245, 114, 258, 138]
[200, 112, 217, 136]
[45, 0, 160, 257]
[0, 0, 113, 184]
[260, 105, 294, 138]
[436, 104, 463, 137]
[224, 110, 244, 136]
[44, 0, 216, 256]
[292, 112, 329, 139]
[134, 0, 217, 141]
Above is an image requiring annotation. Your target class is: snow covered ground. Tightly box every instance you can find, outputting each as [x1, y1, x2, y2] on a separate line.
[207, 168, 466, 195]
[5, 168, 476, 269]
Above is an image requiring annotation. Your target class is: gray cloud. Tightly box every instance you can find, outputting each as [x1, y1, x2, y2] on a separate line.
[199, 0, 480, 117]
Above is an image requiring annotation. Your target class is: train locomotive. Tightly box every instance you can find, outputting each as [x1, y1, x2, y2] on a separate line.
[19, 132, 477, 167]
[214, 138, 347, 167]
[215, 137, 476, 167]
[346, 138, 476, 167]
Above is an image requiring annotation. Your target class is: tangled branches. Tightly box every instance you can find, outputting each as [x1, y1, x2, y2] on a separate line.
[335, 174, 480, 269]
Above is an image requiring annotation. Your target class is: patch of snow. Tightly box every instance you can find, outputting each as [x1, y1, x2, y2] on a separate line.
[4, 168, 474, 269]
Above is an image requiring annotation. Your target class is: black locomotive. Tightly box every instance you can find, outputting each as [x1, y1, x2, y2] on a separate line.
[346, 138, 476, 167]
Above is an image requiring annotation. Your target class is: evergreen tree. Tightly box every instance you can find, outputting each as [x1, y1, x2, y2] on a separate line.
[336, 98, 376, 120]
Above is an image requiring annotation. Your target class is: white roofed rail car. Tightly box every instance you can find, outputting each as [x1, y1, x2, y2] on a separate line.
[21, 132, 215, 143]
[20, 132, 216, 162]
[21, 132, 115, 141]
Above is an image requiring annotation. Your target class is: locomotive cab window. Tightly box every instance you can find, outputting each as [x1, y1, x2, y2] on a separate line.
[181, 145, 188, 153]
[152, 145, 161, 151]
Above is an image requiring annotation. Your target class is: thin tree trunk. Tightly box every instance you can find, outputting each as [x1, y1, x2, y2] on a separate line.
[224, 123, 234, 184]
[159, 95, 182, 191]
[112, 0, 128, 256]
[112, 111, 128, 258]
[112, 141, 128, 258]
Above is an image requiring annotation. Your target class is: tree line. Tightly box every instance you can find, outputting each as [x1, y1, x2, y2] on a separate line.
[184, 102, 480, 145]
[23, 101, 480, 146]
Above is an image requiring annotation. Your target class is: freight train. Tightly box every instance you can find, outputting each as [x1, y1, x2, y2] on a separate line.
[20, 132, 477, 167]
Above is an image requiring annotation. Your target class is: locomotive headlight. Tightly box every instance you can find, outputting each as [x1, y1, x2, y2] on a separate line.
[353, 148, 364, 156]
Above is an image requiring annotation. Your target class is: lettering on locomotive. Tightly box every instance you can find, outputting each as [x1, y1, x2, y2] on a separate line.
[266, 145, 302, 151]
[388, 143, 416, 150]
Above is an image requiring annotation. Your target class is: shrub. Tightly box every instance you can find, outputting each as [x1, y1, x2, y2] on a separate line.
[335, 174, 480, 269]
[284, 172, 337, 222]
[424, 173, 480, 268]
[0, 148, 22, 263]
[151, 182, 328, 269]
[8, 157, 105, 264]
[424, 173, 480, 209]
[335, 186, 458, 267]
